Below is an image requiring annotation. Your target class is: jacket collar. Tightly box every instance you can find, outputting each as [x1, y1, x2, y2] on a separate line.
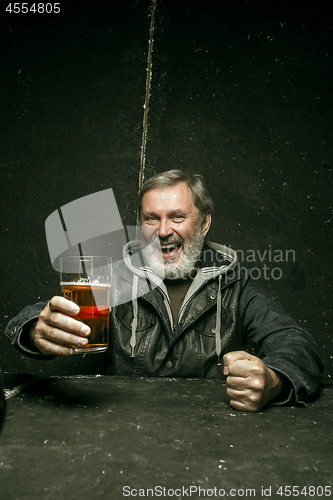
[116, 240, 238, 283]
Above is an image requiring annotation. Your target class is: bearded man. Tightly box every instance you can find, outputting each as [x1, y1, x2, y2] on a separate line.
[5, 170, 323, 412]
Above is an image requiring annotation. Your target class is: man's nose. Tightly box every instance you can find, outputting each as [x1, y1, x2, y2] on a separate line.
[157, 219, 173, 238]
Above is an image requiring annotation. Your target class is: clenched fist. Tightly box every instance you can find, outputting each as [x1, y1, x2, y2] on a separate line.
[223, 351, 284, 412]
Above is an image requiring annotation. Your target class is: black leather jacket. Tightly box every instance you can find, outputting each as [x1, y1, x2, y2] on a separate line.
[5, 242, 324, 405]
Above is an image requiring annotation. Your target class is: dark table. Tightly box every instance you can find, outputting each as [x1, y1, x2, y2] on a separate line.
[0, 375, 332, 500]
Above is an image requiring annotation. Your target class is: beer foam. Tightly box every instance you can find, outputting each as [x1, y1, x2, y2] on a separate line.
[60, 281, 111, 288]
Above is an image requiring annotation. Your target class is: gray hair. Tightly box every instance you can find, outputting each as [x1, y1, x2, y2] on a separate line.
[137, 169, 214, 222]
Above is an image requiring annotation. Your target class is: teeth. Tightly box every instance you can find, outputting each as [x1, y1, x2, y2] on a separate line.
[162, 245, 179, 253]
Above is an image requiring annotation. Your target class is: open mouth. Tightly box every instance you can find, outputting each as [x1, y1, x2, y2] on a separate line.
[160, 244, 181, 259]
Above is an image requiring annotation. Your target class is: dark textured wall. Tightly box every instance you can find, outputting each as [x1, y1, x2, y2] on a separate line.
[1, 1, 332, 382]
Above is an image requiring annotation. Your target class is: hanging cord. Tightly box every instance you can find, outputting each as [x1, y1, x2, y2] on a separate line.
[123, 239, 163, 359]
[130, 274, 139, 358]
[212, 275, 222, 365]
[136, 0, 157, 233]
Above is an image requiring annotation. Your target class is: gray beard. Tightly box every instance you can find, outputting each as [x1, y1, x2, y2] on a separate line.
[140, 226, 206, 280]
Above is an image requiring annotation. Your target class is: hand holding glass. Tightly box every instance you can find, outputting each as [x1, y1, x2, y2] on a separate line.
[60, 256, 112, 354]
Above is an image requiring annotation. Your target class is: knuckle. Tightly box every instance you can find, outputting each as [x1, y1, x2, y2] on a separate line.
[251, 361, 262, 373]
[49, 311, 67, 330]
[248, 392, 260, 404]
[47, 298, 56, 310]
[41, 344, 54, 355]
[34, 336, 42, 349]
[247, 394, 262, 412]
[33, 323, 44, 340]
[39, 308, 48, 322]
[252, 377, 265, 391]
[48, 328, 59, 340]
[49, 312, 60, 327]
[223, 353, 231, 364]
[35, 338, 48, 354]
[48, 296, 59, 307]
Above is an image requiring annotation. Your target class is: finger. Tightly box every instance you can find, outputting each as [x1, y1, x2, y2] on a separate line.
[224, 359, 250, 379]
[39, 298, 87, 335]
[227, 385, 244, 398]
[228, 359, 257, 378]
[223, 350, 253, 376]
[230, 400, 245, 411]
[226, 387, 261, 412]
[223, 350, 253, 367]
[44, 326, 89, 347]
[45, 311, 90, 337]
[36, 337, 75, 356]
[33, 314, 90, 356]
[35, 328, 88, 355]
[48, 296, 80, 315]
[229, 399, 256, 412]
[229, 395, 263, 413]
[225, 385, 251, 411]
[226, 375, 249, 390]
[225, 356, 264, 379]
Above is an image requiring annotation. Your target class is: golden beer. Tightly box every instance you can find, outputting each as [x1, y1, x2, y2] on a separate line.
[61, 283, 110, 353]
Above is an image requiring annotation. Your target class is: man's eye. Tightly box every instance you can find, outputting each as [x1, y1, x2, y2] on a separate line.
[173, 215, 184, 221]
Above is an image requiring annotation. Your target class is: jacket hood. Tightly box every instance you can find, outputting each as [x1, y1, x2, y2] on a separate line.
[198, 241, 238, 278]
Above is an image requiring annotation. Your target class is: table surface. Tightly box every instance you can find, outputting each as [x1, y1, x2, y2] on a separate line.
[0, 374, 332, 500]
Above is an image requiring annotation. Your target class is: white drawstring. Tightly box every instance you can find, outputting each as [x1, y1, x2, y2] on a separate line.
[130, 274, 139, 358]
[213, 275, 222, 365]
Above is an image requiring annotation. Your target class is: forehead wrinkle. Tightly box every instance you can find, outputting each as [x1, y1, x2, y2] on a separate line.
[143, 207, 197, 219]
[141, 183, 199, 219]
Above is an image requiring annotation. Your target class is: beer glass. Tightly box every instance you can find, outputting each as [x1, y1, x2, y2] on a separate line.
[60, 256, 112, 354]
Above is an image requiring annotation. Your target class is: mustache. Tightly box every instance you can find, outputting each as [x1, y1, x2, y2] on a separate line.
[146, 233, 183, 248]
[158, 236, 183, 246]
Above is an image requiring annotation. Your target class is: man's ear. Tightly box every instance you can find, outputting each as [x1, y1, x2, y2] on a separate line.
[202, 211, 211, 235]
